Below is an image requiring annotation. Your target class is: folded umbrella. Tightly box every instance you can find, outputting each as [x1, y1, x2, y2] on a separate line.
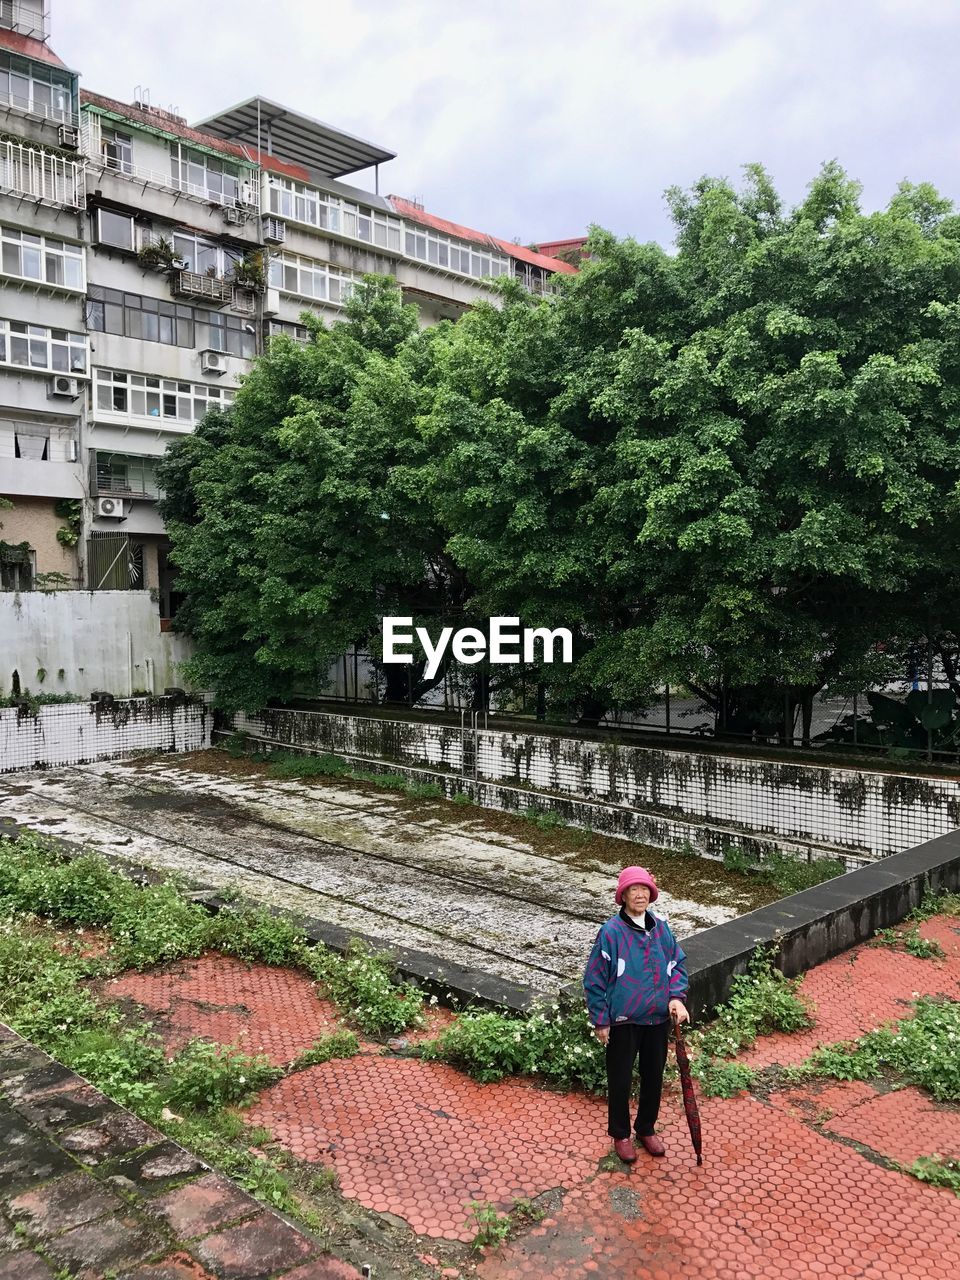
[672, 1012, 703, 1165]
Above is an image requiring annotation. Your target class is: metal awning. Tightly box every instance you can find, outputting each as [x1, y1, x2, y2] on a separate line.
[192, 96, 396, 179]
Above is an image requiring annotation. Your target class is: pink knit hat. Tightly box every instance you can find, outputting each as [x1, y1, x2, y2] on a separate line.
[615, 865, 659, 905]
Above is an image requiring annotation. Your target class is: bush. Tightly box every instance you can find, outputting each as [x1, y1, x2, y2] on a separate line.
[420, 1002, 606, 1091]
[209, 908, 309, 967]
[165, 1040, 281, 1110]
[722, 844, 845, 895]
[694, 947, 811, 1062]
[306, 940, 424, 1035]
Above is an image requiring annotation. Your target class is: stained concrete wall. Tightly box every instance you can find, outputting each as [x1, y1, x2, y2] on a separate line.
[0, 694, 210, 773]
[228, 707, 960, 860]
[0, 590, 194, 697]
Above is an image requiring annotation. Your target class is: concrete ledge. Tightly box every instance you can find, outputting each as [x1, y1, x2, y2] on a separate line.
[640, 828, 960, 1021]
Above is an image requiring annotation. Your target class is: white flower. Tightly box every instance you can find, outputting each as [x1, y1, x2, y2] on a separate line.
[429, 995, 438, 1006]
[238, 1075, 246, 1085]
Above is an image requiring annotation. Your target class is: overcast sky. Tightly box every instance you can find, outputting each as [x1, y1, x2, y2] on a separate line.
[56, 0, 958, 248]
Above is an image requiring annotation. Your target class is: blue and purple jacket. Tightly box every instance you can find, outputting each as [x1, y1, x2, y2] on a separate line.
[583, 910, 688, 1028]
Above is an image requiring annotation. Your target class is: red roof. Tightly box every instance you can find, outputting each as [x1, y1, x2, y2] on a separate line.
[535, 237, 589, 257]
[81, 89, 252, 162]
[0, 26, 70, 70]
[389, 195, 576, 275]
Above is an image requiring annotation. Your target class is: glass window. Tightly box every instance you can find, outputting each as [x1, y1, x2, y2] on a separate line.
[98, 209, 134, 250]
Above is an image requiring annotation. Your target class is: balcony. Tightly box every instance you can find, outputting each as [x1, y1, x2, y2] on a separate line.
[90, 453, 160, 501]
[0, 1, 50, 40]
[170, 270, 257, 315]
[171, 269, 231, 305]
[0, 138, 83, 207]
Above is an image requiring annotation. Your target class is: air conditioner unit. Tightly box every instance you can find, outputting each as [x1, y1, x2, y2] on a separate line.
[262, 217, 286, 244]
[199, 349, 226, 375]
[58, 124, 80, 150]
[223, 205, 245, 226]
[96, 497, 125, 519]
[47, 375, 80, 400]
[263, 287, 280, 317]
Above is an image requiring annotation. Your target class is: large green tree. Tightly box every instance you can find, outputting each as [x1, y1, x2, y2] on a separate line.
[162, 166, 960, 730]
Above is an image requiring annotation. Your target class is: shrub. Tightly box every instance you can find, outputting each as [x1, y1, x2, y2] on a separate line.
[209, 908, 308, 967]
[293, 1029, 359, 1068]
[694, 947, 811, 1061]
[165, 1040, 281, 1110]
[306, 940, 424, 1035]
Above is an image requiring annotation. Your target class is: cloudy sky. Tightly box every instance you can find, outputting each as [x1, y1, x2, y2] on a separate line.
[56, 0, 956, 248]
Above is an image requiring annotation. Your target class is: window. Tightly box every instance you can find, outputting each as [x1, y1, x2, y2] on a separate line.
[96, 208, 136, 251]
[0, 225, 83, 290]
[94, 369, 236, 424]
[0, 52, 72, 123]
[172, 231, 241, 279]
[267, 177, 402, 251]
[196, 311, 256, 358]
[86, 287, 255, 358]
[0, 319, 86, 373]
[0, 544, 34, 592]
[169, 144, 244, 205]
[94, 453, 159, 500]
[101, 128, 133, 175]
[268, 320, 311, 344]
[402, 224, 509, 279]
[268, 252, 354, 306]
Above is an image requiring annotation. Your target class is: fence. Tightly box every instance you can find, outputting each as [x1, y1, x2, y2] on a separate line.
[310, 647, 960, 766]
[226, 706, 960, 859]
[0, 694, 210, 774]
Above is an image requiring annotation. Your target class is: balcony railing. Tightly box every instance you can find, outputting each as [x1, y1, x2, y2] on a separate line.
[171, 269, 231, 304]
[0, 1, 50, 40]
[88, 154, 257, 210]
[91, 456, 159, 500]
[0, 138, 83, 207]
[0, 89, 76, 129]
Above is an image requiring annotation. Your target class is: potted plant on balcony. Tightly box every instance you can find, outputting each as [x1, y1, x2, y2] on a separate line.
[137, 236, 184, 273]
[230, 249, 266, 292]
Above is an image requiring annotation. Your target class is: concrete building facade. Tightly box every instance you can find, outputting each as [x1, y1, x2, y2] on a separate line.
[1, 1, 575, 620]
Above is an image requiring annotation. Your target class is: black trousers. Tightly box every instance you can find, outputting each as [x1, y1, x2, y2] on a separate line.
[606, 1021, 670, 1139]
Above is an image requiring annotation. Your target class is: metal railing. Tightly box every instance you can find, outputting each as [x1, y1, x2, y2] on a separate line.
[88, 152, 258, 211]
[0, 88, 75, 128]
[0, 138, 83, 207]
[0, 2, 50, 40]
[171, 269, 231, 305]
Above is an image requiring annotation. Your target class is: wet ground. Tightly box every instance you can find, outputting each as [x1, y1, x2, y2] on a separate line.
[0, 750, 780, 996]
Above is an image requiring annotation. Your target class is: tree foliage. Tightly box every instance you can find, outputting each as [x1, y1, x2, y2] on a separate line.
[160, 167, 960, 725]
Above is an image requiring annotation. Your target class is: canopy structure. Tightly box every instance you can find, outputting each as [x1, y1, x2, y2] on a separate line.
[193, 96, 396, 180]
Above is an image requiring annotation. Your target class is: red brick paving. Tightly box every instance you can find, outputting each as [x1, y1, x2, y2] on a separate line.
[107, 953, 347, 1065]
[246, 1057, 607, 1242]
[737, 916, 960, 1070]
[478, 1095, 960, 1280]
[120, 1256, 219, 1280]
[821, 1085, 960, 1165]
[58, 914, 960, 1276]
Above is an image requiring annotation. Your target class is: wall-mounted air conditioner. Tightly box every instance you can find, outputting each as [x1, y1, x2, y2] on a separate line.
[58, 124, 80, 150]
[47, 375, 80, 400]
[96, 497, 125, 518]
[199, 349, 226, 375]
[263, 287, 280, 317]
[223, 206, 246, 226]
[262, 217, 285, 244]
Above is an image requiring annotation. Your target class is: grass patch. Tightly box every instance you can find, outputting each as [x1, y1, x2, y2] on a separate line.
[261, 749, 445, 802]
[871, 924, 945, 960]
[519, 807, 567, 832]
[794, 997, 960, 1101]
[721, 846, 846, 896]
[292, 1029, 360, 1069]
[468, 1197, 544, 1250]
[305, 939, 424, 1036]
[908, 1156, 960, 1195]
[419, 1001, 606, 1091]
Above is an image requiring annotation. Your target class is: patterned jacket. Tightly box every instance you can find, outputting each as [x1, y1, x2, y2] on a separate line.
[583, 910, 689, 1028]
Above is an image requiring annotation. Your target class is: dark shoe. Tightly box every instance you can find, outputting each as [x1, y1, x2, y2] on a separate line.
[638, 1133, 665, 1157]
[613, 1137, 637, 1163]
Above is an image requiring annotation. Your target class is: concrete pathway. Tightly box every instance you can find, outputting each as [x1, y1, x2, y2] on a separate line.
[0, 1026, 358, 1280]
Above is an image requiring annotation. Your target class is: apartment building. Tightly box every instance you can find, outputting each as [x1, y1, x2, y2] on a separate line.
[1, 0, 576, 617]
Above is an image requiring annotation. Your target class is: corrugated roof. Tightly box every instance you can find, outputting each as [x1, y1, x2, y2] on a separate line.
[0, 26, 71, 71]
[193, 96, 395, 179]
[388, 195, 577, 275]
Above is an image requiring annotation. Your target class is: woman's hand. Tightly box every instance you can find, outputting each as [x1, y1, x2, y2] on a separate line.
[669, 999, 690, 1026]
[594, 1025, 611, 1046]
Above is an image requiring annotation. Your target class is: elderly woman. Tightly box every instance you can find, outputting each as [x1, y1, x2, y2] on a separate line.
[583, 865, 690, 1162]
